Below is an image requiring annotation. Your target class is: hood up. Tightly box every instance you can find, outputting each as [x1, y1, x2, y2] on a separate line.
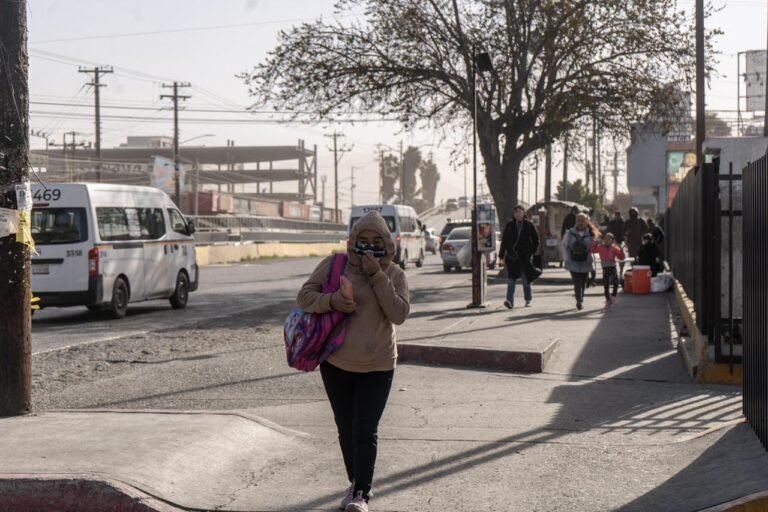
[347, 211, 397, 269]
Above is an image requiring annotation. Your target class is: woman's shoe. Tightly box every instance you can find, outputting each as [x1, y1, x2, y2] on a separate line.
[345, 491, 369, 512]
[340, 483, 355, 510]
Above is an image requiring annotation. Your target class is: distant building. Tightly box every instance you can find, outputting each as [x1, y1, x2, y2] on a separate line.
[120, 136, 174, 148]
[626, 124, 695, 216]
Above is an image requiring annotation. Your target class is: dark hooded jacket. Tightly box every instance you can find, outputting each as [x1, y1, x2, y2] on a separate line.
[499, 218, 541, 282]
[298, 211, 410, 372]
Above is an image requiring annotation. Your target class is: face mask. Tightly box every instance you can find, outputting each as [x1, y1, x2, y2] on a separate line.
[354, 243, 387, 258]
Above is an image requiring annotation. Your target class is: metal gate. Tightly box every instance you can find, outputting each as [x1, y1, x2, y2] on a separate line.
[743, 152, 768, 448]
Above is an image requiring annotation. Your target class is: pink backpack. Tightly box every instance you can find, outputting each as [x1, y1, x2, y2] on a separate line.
[284, 253, 349, 371]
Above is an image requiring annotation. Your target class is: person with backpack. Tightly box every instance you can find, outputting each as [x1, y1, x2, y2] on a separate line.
[591, 232, 626, 308]
[563, 213, 599, 310]
[297, 210, 410, 512]
[499, 205, 541, 309]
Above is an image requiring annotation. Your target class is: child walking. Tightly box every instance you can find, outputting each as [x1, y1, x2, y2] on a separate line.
[591, 232, 625, 308]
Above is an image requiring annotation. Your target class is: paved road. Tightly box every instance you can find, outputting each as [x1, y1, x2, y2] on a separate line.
[31, 252, 468, 354]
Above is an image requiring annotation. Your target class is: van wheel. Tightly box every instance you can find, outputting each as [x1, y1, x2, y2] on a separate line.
[170, 272, 190, 309]
[400, 251, 408, 270]
[415, 250, 424, 268]
[109, 278, 129, 319]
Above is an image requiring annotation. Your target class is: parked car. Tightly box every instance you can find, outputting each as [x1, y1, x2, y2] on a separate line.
[440, 226, 497, 272]
[439, 218, 471, 251]
[445, 198, 459, 211]
[424, 228, 438, 254]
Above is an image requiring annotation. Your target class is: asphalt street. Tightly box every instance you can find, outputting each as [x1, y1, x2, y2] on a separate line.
[31, 247, 472, 354]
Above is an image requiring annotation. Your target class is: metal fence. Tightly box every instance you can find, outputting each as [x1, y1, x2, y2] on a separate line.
[667, 162, 719, 339]
[743, 152, 768, 448]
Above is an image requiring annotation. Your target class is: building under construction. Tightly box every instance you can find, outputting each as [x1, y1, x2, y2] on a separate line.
[29, 138, 336, 221]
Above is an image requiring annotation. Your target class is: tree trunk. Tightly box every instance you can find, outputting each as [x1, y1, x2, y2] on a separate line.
[486, 157, 520, 226]
[0, 0, 32, 416]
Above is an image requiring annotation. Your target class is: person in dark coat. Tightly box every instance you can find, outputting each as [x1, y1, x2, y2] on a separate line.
[637, 233, 664, 276]
[560, 206, 579, 238]
[607, 212, 625, 246]
[499, 205, 540, 309]
[623, 207, 648, 258]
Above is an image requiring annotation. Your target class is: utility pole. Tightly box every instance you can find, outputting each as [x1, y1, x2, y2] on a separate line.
[544, 143, 552, 202]
[613, 151, 619, 202]
[0, 0, 32, 416]
[399, 140, 405, 204]
[161, 81, 191, 206]
[79, 66, 112, 183]
[562, 137, 569, 201]
[326, 131, 352, 223]
[695, 0, 706, 167]
[350, 166, 356, 207]
[592, 116, 598, 194]
[764, 5, 768, 136]
[321, 175, 327, 220]
[597, 121, 603, 203]
[584, 134, 591, 194]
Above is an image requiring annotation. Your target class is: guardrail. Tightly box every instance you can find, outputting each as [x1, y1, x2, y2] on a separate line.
[187, 215, 348, 245]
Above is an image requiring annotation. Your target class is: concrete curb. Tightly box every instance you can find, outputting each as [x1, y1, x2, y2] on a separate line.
[0, 474, 184, 512]
[698, 489, 768, 512]
[398, 338, 559, 373]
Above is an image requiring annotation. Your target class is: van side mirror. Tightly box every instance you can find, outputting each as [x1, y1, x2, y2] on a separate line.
[187, 221, 196, 235]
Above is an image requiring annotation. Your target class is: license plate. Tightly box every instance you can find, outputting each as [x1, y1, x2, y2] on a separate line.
[546, 239, 559, 247]
[32, 265, 49, 275]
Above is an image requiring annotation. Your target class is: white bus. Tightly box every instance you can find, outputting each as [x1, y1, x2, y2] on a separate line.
[349, 204, 426, 269]
[30, 183, 199, 318]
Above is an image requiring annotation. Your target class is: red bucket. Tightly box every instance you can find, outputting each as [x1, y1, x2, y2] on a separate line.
[632, 265, 652, 294]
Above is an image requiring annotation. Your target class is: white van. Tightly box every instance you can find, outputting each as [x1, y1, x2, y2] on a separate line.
[349, 204, 426, 269]
[30, 183, 199, 318]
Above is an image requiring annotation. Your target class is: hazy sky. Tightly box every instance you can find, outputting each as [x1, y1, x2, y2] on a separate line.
[26, 0, 768, 208]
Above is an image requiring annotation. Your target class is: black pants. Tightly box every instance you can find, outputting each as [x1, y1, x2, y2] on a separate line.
[570, 272, 589, 303]
[602, 266, 619, 300]
[320, 361, 394, 499]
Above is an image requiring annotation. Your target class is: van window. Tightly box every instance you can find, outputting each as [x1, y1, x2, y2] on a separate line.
[97, 207, 141, 241]
[138, 208, 166, 240]
[167, 209, 188, 235]
[349, 216, 397, 232]
[31, 208, 88, 245]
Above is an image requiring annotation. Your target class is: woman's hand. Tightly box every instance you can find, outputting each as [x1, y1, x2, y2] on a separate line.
[340, 276, 354, 301]
[331, 288, 356, 313]
[362, 253, 382, 277]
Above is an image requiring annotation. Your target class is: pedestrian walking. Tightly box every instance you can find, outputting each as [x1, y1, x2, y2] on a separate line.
[560, 205, 579, 238]
[623, 207, 648, 258]
[607, 211, 627, 282]
[563, 213, 600, 310]
[499, 205, 541, 309]
[591, 233, 626, 308]
[297, 210, 410, 512]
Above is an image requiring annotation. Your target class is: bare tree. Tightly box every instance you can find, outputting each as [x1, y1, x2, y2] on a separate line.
[243, 0, 708, 221]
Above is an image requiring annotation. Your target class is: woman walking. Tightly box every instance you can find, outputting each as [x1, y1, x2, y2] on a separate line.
[297, 211, 410, 512]
[499, 205, 540, 309]
[591, 232, 626, 308]
[563, 213, 599, 310]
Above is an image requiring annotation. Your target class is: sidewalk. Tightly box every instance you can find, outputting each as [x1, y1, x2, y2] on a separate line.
[2, 268, 766, 511]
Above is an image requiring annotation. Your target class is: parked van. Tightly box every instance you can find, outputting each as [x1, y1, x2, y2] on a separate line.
[30, 183, 199, 318]
[349, 204, 426, 269]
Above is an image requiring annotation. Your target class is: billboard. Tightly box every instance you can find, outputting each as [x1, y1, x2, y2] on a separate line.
[667, 151, 697, 207]
[152, 156, 184, 195]
[745, 50, 767, 112]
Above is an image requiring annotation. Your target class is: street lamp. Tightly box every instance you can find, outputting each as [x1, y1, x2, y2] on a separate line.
[469, 49, 494, 309]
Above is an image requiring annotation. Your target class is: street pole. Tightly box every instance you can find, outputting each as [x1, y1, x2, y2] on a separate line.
[544, 143, 552, 202]
[350, 166, 356, 207]
[334, 133, 339, 221]
[464, 161, 468, 218]
[695, 0, 706, 168]
[764, 5, 768, 136]
[613, 151, 619, 203]
[563, 137, 569, 201]
[161, 81, 191, 207]
[0, 0, 32, 416]
[321, 175, 327, 220]
[399, 140, 404, 204]
[79, 66, 112, 183]
[592, 116, 598, 193]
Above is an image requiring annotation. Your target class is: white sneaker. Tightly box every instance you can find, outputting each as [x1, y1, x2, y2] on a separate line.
[345, 490, 369, 512]
[340, 483, 355, 510]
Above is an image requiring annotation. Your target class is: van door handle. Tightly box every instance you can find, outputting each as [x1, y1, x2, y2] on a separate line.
[164, 245, 168, 255]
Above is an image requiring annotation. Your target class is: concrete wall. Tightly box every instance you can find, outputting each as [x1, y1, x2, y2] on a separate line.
[627, 129, 668, 189]
[196, 242, 346, 266]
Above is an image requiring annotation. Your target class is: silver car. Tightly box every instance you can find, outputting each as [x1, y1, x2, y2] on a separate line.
[440, 227, 496, 272]
[424, 228, 438, 254]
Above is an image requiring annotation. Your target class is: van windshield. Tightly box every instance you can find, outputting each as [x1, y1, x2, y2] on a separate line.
[31, 208, 88, 245]
[349, 216, 396, 232]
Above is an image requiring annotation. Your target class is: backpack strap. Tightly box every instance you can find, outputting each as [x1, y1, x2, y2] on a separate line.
[327, 253, 348, 289]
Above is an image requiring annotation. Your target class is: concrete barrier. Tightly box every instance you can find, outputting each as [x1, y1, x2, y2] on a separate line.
[195, 242, 346, 266]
